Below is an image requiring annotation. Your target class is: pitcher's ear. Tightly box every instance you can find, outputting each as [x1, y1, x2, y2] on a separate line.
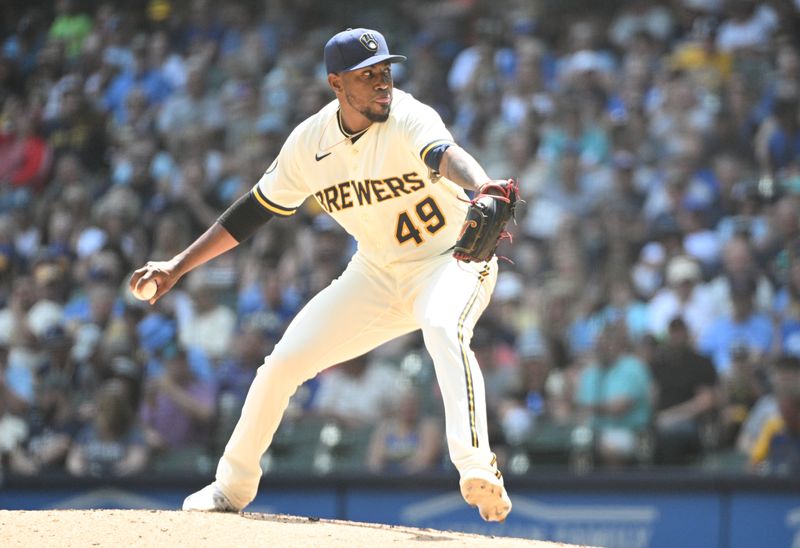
[328, 73, 343, 94]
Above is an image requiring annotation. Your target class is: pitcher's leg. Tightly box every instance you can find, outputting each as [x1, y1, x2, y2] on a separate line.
[413, 258, 510, 521]
[413, 258, 500, 480]
[215, 262, 414, 509]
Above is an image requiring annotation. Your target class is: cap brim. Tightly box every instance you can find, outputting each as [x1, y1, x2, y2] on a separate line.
[343, 54, 406, 72]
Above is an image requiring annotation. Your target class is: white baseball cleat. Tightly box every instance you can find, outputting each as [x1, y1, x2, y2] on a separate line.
[182, 483, 240, 512]
[460, 477, 512, 522]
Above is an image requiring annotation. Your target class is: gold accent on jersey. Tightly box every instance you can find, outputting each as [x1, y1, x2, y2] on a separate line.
[252, 186, 296, 216]
[419, 139, 454, 163]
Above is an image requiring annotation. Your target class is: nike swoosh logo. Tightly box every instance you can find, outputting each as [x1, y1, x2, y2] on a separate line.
[315, 152, 331, 162]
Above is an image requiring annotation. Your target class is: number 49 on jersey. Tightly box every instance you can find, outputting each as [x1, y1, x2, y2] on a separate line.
[395, 196, 445, 246]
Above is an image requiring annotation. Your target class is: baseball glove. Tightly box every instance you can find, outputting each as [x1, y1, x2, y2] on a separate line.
[453, 179, 519, 263]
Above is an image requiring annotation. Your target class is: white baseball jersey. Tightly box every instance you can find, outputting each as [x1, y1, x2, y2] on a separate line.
[253, 89, 469, 265]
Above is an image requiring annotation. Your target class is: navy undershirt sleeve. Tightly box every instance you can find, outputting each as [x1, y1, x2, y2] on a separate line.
[217, 191, 274, 242]
[423, 143, 452, 172]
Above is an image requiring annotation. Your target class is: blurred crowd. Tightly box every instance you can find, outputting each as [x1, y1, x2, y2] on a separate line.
[1, 0, 800, 481]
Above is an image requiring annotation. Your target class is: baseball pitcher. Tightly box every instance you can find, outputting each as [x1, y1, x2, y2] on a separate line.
[130, 28, 516, 522]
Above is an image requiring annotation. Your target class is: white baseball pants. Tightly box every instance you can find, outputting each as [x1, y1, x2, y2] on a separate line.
[215, 252, 500, 508]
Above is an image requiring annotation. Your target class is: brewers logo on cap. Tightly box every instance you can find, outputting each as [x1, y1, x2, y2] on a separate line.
[324, 28, 406, 74]
[359, 32, 379, 51]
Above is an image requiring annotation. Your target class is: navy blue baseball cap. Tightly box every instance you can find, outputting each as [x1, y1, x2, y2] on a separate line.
[324, 28, 406, 74]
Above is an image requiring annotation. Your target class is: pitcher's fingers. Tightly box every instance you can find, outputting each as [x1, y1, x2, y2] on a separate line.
[135, 272, 155, 291]
[128, 269, 147, 292]
[149, 280, 167, 305]
[130, 263, 162, 292]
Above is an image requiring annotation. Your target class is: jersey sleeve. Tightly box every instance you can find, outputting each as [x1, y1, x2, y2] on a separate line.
[401, 99, 456, 169]
[253, 131, 309, 217]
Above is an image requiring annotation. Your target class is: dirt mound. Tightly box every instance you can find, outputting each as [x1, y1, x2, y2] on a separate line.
[1, 509, 586, 547]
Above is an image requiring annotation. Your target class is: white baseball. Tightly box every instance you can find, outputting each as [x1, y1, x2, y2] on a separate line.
[133, 279, 158, 301]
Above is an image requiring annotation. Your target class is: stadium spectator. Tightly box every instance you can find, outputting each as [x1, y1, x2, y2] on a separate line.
[773, 254, 800, 358]
[146, 30, 187, 92]
[43, 77, 107, 172]
[669, 19, 732, 93]
[366, 387, 443, 474]
[759, 196, 800, 265]
[575, 322, 653, 466]
[651, 317, 718, 464]
[715, 0, 778, 54]
[748, 377, 800, 475]
[698, 277, 774, 374]
[104, 36, 172, 125]
[0, 275, 62, 415]
[66, 282, 121, 389]
[312, 354, 405, 427]
[538, 145, 607, 222]
[7, 330, 78, 475]
[706, 236, 774, 316]
[500, 327, 574, 443]
[236, 273, 300, 337]
[216, 323, 275, 408]
[66, 379, 148, 477]
[157, 62, 224, 146]
[714, 173, 768, 249]
[107, 87, 158, 149]
[738, 355, 800, 455]
[2, 14, 45, 79]
[141, 344, 216, 454]
[761, 94, 800, 176]
[718, 343, 769, 445]
[0, 381, 27, 466]
[631, 242, 666, 301]
[0, 100, 52, 192]
[39, 153, 100, 217]
[607, 150, 647, 214]
[647, 255, 716, 340]
[175, 269, 236, 362]
[608, 0, 674, 50]
[570, 280, 650, 356]
[48, 0, 92, 60]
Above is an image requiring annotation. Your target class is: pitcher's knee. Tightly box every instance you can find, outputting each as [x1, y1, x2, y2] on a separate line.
[256, 354, 310, 388]
[423, 322, 468, 348]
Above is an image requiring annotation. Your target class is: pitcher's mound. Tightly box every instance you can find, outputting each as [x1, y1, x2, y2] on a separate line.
[1, 509, 587, 547]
